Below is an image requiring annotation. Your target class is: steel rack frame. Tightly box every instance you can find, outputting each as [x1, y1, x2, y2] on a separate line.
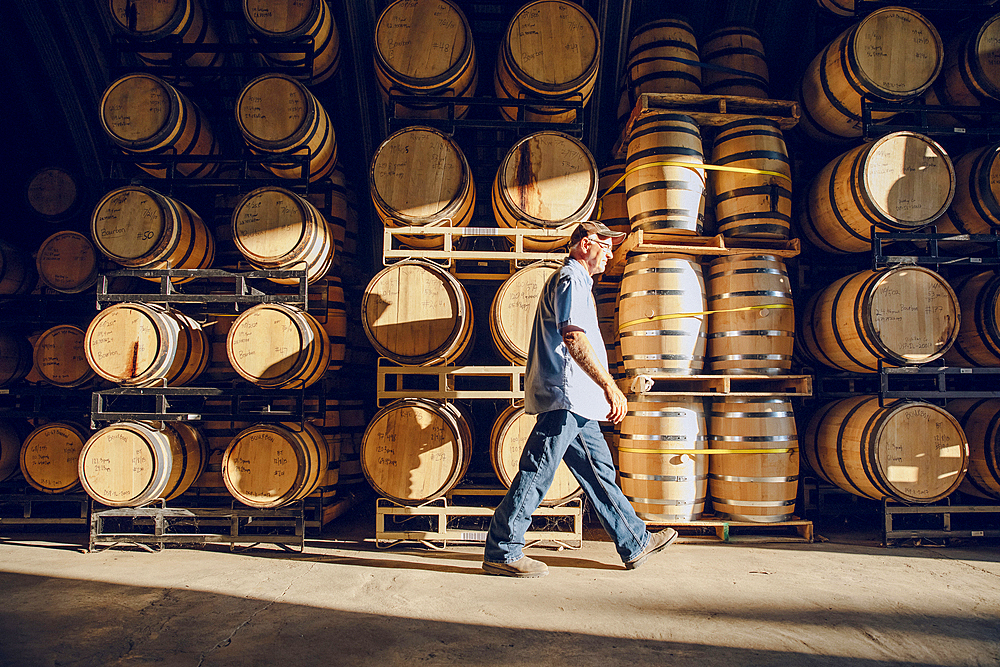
[94, 267, 309, 312]
[0, 384, 92, 422]
[862, 97, 1000, 141]
[89, 499, 306, 553]
[90, 384, 325, 426]
[812, 365, 1000, 406]
[0, 489, 91, 530]
[104, 152, 318, 194]
[385, 94, 585, 137]
[883, 498, 1000, 546]
[853, 1, 1000, 16]
[870, 230, 1000, 271]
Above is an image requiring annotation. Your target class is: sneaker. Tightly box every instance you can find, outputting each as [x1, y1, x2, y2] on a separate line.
[624, 528, 678, 570]
[482, 556, 549, 578]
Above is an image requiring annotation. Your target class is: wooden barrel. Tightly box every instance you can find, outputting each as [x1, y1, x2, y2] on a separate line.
[26, 167, 81, 223]
[0, 333, 32, 388]
[801, 266, 960, 373]
[79, 420, 207, 507]
[816, 0, 854, 17]
[495, 0, 600, 124]
[709, 397, 798, 522]
[231, 186, 334, 285]
[0, 420, 23, 483]
[493, 131, 599, 251]
[701, 26, 769, 98]
[100, 73, 220, 178]
[945, 399, 1000, 500]
[370, 126, 475, 250]
[625, 113, 706, 236]
[33, 325, 96, 388]
[362, 260, 473, 365]
[616, 72, 634, 129]
[35, 231, 99, 294]
[618, 253, 707, 376]
[310, 277, 348, 373]
[490, 261, 560, 365]
[706, 254, 795, 375]
[336, 396, 368, 490]
[595, 272, 623, 379]
[627, 18, 701, 98]
[925, 14, 1000, 111]
[20, 422, 90, 494]
[597, 161, 630, 236]
[304, 165, 354, 266]
[226, 303, 330, 389]
[711, 118, 791, 239]
[0, 240, 37, 296]
[91, 186, 215, 281]
[243, 0, 341, 84]
[945, 271, 1000, 367]
[107, 0, 222, 69]
[803, 396, 968, 503]
[222, 421, 328, 508]
[374, 0, 477, 119]
[799, 132, 955, 254]
[362, 398, 472, 504]
[306, 396, 346, 498]
[935, 143, 1000, 236]
[617, 397, 707, 521]
[236, 74, 337, 182]
[490, 403, 582, 506]
[797, 7, 942, 143]
[85, 302, 208, 387]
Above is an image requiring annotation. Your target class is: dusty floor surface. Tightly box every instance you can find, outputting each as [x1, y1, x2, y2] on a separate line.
[0, 505, 998, 667]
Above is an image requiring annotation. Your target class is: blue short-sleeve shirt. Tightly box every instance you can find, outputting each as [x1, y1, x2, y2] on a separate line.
[524, 258, 610, 422]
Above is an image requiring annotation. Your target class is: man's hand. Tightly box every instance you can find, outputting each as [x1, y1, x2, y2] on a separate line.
[604, 382, 627, 424]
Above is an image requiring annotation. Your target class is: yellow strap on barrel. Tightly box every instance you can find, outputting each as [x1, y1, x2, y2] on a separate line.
[618, 303, 791, 333]
[616, 447, 797, 455]
[596, 160, 791, 218]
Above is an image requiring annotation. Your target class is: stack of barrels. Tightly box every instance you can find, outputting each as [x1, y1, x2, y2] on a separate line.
[361, 0, 612, 507]
[0, 0, 376, 516]
[792, 7, 1000, 507]
[607, 17, 800, 521]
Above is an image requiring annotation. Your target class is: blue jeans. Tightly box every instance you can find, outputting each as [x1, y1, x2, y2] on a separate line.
[484, 409, 651, 564]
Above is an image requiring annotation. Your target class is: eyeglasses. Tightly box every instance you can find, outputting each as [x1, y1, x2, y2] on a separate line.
[589, 237, 613, 252]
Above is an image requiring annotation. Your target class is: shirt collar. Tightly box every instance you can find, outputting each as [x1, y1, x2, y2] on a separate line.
[564, 257, 594, 286]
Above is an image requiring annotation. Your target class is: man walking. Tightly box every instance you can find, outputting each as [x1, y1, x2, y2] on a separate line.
[483, 221, 677, 578]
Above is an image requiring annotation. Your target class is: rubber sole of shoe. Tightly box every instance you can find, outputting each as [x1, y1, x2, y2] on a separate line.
[482, 561, 549, 578]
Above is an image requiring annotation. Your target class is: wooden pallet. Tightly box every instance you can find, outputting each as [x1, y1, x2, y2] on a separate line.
[617, 373, 812, 397]
[377, 361, 525, 404]
[605, 229, 800, 276]
[613, 92, 801, 159]
[382, 226, 571, 280]
[375, 496, 583, 549]
[645, 515, 814, 543]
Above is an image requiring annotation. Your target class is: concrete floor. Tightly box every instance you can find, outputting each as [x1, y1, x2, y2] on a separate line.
[1, 505, 998, 667]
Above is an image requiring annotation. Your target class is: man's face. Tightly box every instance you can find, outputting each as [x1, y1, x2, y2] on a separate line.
[580, 235, 614, 275]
